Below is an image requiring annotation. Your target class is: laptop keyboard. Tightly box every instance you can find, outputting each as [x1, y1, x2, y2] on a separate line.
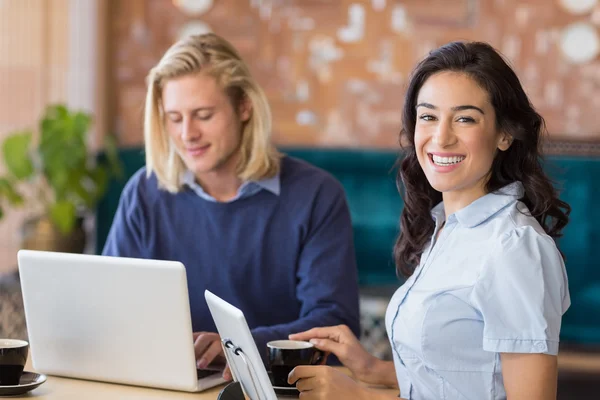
[197, 368, 221, 380]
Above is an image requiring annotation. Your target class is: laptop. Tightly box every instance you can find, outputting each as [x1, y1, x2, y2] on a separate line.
[17, 250, 226, 392]
[205, 290, 298, 400]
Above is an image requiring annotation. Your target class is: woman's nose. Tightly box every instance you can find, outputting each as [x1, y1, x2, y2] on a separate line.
[432, 120, 456, 147]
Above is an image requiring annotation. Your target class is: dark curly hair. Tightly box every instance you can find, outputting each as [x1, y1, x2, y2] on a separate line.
[394, 41, 571, 277]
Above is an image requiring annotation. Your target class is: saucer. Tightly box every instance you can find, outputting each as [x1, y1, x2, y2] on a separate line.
[0, 372, 47, 396]
[273, 385, 300, 397]
[273, 385, 298, 391]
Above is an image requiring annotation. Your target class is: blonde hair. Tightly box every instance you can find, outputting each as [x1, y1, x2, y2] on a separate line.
[144, 33, 281, 192]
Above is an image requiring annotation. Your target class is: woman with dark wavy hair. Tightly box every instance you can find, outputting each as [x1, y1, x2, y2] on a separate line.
[289, 41, 571, 400]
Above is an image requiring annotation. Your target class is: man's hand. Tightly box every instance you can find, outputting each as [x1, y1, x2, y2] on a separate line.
[193, 331, 232, 380]
[193, 331, 224, 369]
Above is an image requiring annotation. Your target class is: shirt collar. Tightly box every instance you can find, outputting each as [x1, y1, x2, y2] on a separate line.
[430, 201, 446, 224]
[254, 173, 280, 195]
[181, 170, 280, 196]
[431, 181, 525, 228]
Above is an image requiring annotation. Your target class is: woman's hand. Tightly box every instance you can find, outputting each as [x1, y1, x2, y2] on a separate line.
[288, 366, 370, 400]
[289, 325, 395, 386]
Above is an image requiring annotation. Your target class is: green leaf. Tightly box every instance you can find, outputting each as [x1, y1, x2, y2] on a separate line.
[50, 201, 76, 234]
[73, 181, 94, 208]
[45, 104, 69, 124]
[67, 167, 109, 210]
[0, 178, 24, 206]
[0, 205, 3, 219]
[72, 112, 91, 139]
[2, 132, 34, 179]
[65, 169, 93, 208]
[47, 169, 70, 201]
[39, 106, 89, 181]
[0, 104, 104, 221]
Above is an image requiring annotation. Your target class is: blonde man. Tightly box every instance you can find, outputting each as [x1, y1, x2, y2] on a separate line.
[103, 33, 360, 379]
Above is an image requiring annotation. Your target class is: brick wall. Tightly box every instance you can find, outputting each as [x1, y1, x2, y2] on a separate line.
[109, 0, 600, 149]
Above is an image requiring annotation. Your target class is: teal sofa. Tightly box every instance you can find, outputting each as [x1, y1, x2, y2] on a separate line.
[95, 147, 600, 345]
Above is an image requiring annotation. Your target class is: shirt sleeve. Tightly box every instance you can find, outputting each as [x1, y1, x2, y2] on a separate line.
[101, 170, 148, 258]
[251, 177, 361, 359]
[471, 226, 570, 355]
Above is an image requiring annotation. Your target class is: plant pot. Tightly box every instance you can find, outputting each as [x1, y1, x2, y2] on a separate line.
[20, 215, 86, 254]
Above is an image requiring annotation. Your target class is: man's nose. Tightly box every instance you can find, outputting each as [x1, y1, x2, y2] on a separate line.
[181, 118, 200, 141]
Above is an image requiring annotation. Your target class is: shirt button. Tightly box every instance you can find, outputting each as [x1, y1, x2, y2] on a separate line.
[535, 342, 546, 351]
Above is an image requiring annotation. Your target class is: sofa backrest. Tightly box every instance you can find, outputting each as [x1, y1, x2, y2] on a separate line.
[95, 147, 599, 289]
[545, 157, 600, 293]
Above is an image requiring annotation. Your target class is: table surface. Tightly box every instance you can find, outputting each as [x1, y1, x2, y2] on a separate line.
[22, 356, 399, 399]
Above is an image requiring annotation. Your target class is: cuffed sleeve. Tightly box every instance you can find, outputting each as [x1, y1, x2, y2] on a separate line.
[471, 226, 570, 356]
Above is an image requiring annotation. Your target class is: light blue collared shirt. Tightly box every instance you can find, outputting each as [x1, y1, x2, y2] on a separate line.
[181, 170, 280, 203]
[385, 181, 570, 400]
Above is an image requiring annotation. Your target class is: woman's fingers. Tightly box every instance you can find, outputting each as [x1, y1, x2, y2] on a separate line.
[289, 327, 337, 341]
[308, 338, 345, 357]
[290, 325, 354, 342]
[288, 365, 319, 385]
[294, 376, 317, 392]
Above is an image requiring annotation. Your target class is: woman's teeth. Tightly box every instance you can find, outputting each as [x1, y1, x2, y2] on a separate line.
[432, 155, 465, 166]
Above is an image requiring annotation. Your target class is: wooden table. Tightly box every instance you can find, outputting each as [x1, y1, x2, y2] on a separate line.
[22, 355, 222, 399]
[23, 356, 399, 399]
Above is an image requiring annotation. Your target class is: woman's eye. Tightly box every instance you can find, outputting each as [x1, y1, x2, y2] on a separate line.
[419, 114, 435, 121]
[457, 116, 475, 123]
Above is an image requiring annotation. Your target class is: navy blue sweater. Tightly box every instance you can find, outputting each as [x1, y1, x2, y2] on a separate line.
[103, 156, 360, 356]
